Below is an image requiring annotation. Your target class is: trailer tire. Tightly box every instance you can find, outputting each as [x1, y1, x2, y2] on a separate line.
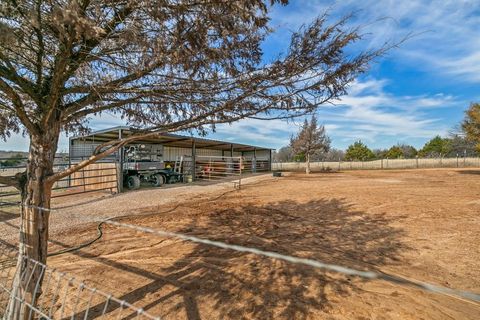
[151, 174, 165, 187]
[126, 175, 141, 190]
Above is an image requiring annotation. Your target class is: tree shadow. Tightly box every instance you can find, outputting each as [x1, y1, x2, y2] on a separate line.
[456, 170, 480, 175]
[0, 208, 19, 223]
[61, 198, 408, 319]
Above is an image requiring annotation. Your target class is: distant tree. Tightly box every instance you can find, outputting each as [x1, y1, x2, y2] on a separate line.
[461, 103, 480, 152]
[274, 146, 294, 162]
[345, 141, 375, 161]
[323, 148, 345, 161]
[372, 148, 388, 159]
[419, 136, 452, 158]
[0, 153, 24, 167]
[446, 134, 478, 157]
[290, 115, 331, 174]
[397, 144, 417, 158]
[293, 152, 306, 162]
[385, 145, 404, 159]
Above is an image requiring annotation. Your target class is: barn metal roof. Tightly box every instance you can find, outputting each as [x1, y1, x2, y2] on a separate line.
[70, 126, 271, 152]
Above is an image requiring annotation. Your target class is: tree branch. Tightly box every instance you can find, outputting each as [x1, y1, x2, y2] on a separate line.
[0, 78, 39, 135]
[0, 174, 22, 189]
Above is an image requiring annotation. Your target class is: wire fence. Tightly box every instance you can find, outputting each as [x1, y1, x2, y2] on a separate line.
[0, 244, 159, 320]
[272, 157, 480, 172]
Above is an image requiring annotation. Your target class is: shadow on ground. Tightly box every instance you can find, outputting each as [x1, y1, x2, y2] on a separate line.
[456, 170, 480, 175]
[0, 209, 19, 223]
[56, 197, 408, 319]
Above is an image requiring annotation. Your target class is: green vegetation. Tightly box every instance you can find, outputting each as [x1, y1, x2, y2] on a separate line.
[0, 153, 24, 167]
[418, 136, 452, 157]
[385, 146, 404, 159]
[345, 141, 375, 161]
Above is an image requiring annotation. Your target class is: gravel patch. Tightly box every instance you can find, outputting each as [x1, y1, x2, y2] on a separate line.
[1, 174, 272, 244]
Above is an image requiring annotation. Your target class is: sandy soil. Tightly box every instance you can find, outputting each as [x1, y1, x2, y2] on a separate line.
[11, 169, 480, 318]
[0, 175, 269, 243]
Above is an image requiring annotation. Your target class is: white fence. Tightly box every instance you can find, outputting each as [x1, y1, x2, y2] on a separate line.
[272, 157, 480, 171]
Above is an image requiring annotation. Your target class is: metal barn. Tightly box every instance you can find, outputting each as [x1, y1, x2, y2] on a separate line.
[69, 126, 272, 191]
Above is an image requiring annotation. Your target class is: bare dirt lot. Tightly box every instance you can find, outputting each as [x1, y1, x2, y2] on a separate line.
[43, 169, 480, 319]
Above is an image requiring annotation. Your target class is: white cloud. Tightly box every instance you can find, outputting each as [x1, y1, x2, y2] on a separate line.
[268, 0, 480, 83]
[313, 78, 458, 147]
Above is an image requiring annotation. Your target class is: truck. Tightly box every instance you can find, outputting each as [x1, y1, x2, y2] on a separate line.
[122, 144, 180, 190]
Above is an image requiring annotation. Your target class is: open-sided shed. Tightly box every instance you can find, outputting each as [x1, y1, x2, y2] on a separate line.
[69, 126, 272, 190]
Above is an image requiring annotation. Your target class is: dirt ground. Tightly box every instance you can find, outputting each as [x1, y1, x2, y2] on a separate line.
[42, 169, 480, 319]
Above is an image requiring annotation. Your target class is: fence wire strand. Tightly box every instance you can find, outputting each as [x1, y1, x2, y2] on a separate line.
[102, 220, 480, 303]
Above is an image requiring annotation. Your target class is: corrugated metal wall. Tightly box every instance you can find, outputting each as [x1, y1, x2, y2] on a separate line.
[70, 140, 119, 160]
[71, 140, 271, 163]
[242, 150, 270, 160]
[163, 146, 224, 161]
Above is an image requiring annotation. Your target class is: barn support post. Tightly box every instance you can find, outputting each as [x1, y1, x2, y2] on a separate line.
[68, 138, 73, 187]
[117, 128, 124, 193]
[253, 148, 257, 173]
[269, 149, 272, 172]
[192, 139, 196, 181]
[230, 144, 234, 157]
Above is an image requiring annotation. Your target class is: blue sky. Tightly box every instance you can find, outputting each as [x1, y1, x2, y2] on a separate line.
[2, 0, 479, 152]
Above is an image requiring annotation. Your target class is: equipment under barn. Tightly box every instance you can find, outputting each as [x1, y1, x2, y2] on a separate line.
[69, 126, 272, 191]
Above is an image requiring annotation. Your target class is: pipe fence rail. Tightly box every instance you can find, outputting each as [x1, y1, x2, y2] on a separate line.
[0, 157, 118, 208]
[193, 156, 270, 187]
[273, 157, 480, 172]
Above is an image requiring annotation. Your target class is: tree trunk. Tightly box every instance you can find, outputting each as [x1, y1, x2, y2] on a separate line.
[306, 153, 311, 174]
[7, 128, 59, 320]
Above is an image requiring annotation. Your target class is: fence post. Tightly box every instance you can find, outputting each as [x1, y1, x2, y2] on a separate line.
[338, 158, 341, 171]
[456, 154, 459, 168]
[239, 157, 243, 188]
[116, 162, 122, 193]
[416, 156, 419, 169]
[381, 158, 383, 170]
